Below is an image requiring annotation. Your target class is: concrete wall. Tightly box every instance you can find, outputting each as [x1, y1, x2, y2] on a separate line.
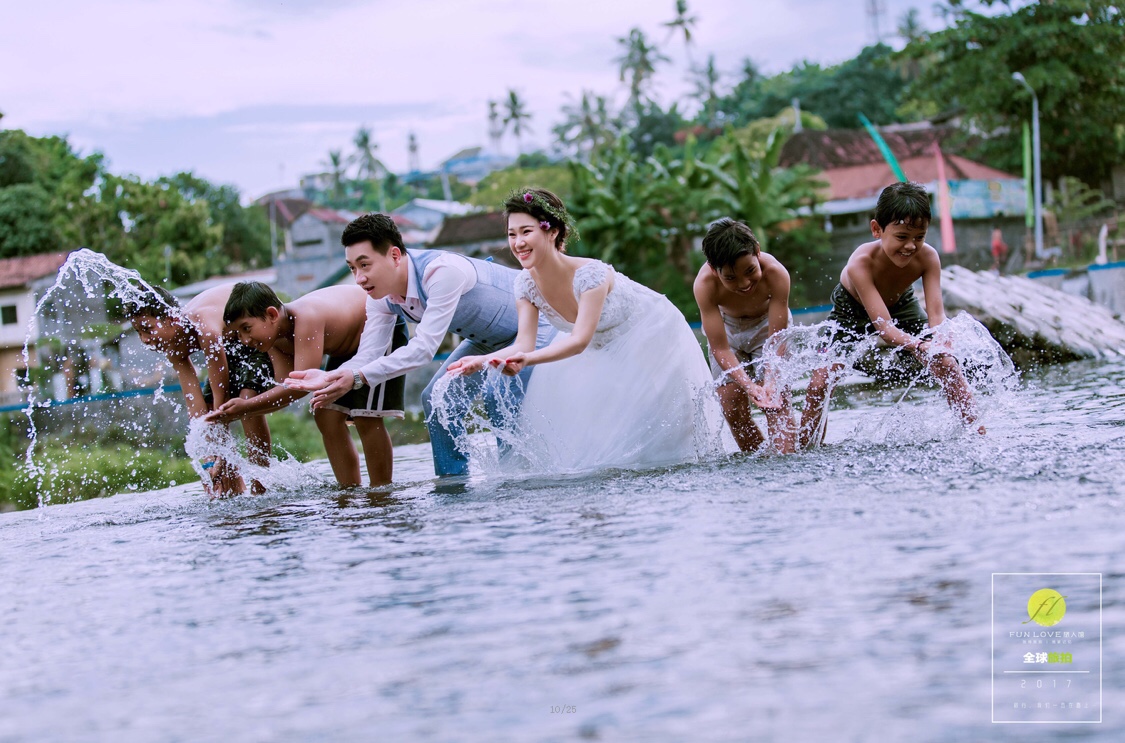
[1089, 262, 1125, 317]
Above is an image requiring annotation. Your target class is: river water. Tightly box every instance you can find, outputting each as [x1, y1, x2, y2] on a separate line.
[3, 360, 1123, 742]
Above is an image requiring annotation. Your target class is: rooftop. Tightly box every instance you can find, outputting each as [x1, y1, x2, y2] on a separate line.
[0, 251, 73, 290]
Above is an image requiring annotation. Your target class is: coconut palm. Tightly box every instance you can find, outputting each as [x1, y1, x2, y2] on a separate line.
[615, 28, 669, 106]
[663, 0, 698, 63]
[352, 126, 386, 212]
[488, 100, 506, 153]
[553, 91, 615, 157]
[690, 54, 722, 127]
[321, 149, 347, 204]
[503, 90, 532, 155]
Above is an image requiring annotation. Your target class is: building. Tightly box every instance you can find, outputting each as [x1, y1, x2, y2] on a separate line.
[780, 124, 1025, 270]
[429, 212, 516, 265]
[391, 199, 474, 232]
[0, 252, 73, 400]
[439, 147, 514, 185]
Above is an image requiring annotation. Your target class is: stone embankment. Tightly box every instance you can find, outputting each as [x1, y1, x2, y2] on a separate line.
[940, 265, 1125, 367]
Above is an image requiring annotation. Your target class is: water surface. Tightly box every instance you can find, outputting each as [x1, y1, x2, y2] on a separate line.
[3, 361, 1124, 742]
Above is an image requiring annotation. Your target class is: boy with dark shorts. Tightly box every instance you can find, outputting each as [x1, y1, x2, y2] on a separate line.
[125, 283, 272, 495]
[207, 282, 407, 487]
[798, 181, 983, 448]
[693, 218, 797, 453]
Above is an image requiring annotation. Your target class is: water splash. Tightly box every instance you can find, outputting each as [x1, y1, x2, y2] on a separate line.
[184, 418, 323, 495]
[749, 311, 1020, 447]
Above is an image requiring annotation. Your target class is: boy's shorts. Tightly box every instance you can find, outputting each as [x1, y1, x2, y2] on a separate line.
[823, 283, 927, 352]
[202, 340, 275, 405]
[708, 310, 793, 383]
[821, 283, 928, 380]
[321, 317, 409, 420]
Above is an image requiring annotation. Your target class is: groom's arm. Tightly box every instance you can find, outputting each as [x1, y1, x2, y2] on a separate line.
[349, 267, 470, 387]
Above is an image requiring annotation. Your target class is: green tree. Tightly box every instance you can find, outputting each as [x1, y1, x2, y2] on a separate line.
[900, 0, 1125, 183]
[503, 90, 533, 155]
[158, 172, 271, 269]
[663, 0, 698, 64]
[0, 184, 59, 257]
[690, 54, 722, 127]
[615, 28, 669, 106]
[467, 165, 573, 208]
[554, 91, 615, 157]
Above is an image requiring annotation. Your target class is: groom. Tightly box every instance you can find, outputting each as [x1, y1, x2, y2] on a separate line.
[285, 212, 554, 476]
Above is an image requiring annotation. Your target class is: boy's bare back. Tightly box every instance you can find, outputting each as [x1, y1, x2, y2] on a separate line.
[282, 285, 369, 359]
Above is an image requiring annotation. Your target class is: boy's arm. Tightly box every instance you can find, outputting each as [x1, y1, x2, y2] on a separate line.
[169, 354, 209, 419]
[196, 329, 231, 409]
[919, 249, 947, 327]
[766, 265, 791, 339]
[694, 279, 757, 392]
[207, 342, 307, 422]
[850, 261, 918, 348]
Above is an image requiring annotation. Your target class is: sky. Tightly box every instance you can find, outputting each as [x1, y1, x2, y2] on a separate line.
[1, 0, 945, 201]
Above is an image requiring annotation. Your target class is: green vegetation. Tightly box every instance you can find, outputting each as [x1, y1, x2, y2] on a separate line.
[0, 130, 269, 284]
[0, 409, 433, 512]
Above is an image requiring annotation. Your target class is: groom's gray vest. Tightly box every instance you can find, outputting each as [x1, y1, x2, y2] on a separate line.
[384, 248, 521, 350]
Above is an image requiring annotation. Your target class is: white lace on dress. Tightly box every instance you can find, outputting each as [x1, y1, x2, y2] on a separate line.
[516, 261, 641, 348]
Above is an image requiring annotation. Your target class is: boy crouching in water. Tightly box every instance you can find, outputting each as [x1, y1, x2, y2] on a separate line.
[126, 283, 273, 495]
[694, 218, 797, 453]
[207, 282, 408, 487]
[799, 181, 983, 448]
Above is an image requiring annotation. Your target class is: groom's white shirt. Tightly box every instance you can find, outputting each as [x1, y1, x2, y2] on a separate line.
[340, 252, 477, 386]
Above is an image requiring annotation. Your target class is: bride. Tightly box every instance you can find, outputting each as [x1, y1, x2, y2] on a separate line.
[444, 188, 725, 472]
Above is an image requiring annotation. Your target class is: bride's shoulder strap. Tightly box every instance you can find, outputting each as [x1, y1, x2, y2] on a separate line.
[514, 269, 537, 303]
[574, 260, 610, 295]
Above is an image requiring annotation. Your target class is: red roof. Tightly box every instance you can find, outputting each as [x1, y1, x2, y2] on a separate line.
[0, 251, 72, 290]
[305, 208, 352, 225]
[821, 153, 1017, 201]
[779, 126, 1018, 201]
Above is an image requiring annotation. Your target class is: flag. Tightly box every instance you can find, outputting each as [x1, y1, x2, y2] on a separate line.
[858, 113, 907, 183]
[933, 142, 956, 254]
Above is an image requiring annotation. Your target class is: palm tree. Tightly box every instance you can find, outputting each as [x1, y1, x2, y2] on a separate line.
[321, 149, 347, 205]
[663, 0, 698, 64]
[503, 90, 532, 155]
[615, 28, 669, 106]
[488, 100, 506, 153]
[352, 126, 386, 212]
[690, 54, 721, 127]
[554, 91, 614, 157]
[897, 8, 926, 45]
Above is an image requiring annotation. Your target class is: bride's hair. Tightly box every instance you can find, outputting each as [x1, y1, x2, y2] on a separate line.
[503, 188, 572, 251]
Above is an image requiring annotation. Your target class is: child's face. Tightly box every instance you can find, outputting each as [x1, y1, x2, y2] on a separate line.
[131, 314, 181, 353]
[228, 310, 278, 352]
[713, 253, 762, 295]
[872, 218, 929, 267]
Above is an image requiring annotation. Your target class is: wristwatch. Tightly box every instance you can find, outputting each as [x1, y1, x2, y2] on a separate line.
[351, 370, 364, 390]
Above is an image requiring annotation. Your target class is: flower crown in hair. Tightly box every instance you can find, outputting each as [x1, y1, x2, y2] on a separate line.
[509, 189, 580, 243]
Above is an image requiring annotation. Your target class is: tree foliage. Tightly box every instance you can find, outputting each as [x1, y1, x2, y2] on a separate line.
[0, 130, 267, 286]
[900, 0, 1125, 183]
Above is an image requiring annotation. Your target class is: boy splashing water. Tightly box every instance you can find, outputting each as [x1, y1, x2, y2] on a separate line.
[799, 181, 984, 447]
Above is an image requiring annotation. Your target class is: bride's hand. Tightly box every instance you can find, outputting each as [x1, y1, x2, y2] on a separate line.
[499, 353, 529, 376]
[446, 355, 487, 375]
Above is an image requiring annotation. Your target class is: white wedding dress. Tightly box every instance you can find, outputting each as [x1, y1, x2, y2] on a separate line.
[508, 260, 726, 473]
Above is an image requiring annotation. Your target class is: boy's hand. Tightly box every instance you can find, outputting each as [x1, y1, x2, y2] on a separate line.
[206, 397, 253, 424]
[283, 368, 331, 391]
[212, 459, 245, 497]
[446, 356, 487, 376]
[744, 381, 782, 411]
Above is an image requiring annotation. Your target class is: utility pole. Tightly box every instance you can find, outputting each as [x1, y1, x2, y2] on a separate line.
[1013, 72, 1043, 260]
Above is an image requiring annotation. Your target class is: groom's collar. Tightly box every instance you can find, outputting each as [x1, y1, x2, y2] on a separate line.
[388, 252, 418, 305]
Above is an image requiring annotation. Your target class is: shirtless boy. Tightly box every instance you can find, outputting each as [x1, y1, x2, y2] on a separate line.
[694, 218, 796, 453]
[126, 283, 272, 494]
[798, 181, 982, 447]
[207, 282, 407, 487]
